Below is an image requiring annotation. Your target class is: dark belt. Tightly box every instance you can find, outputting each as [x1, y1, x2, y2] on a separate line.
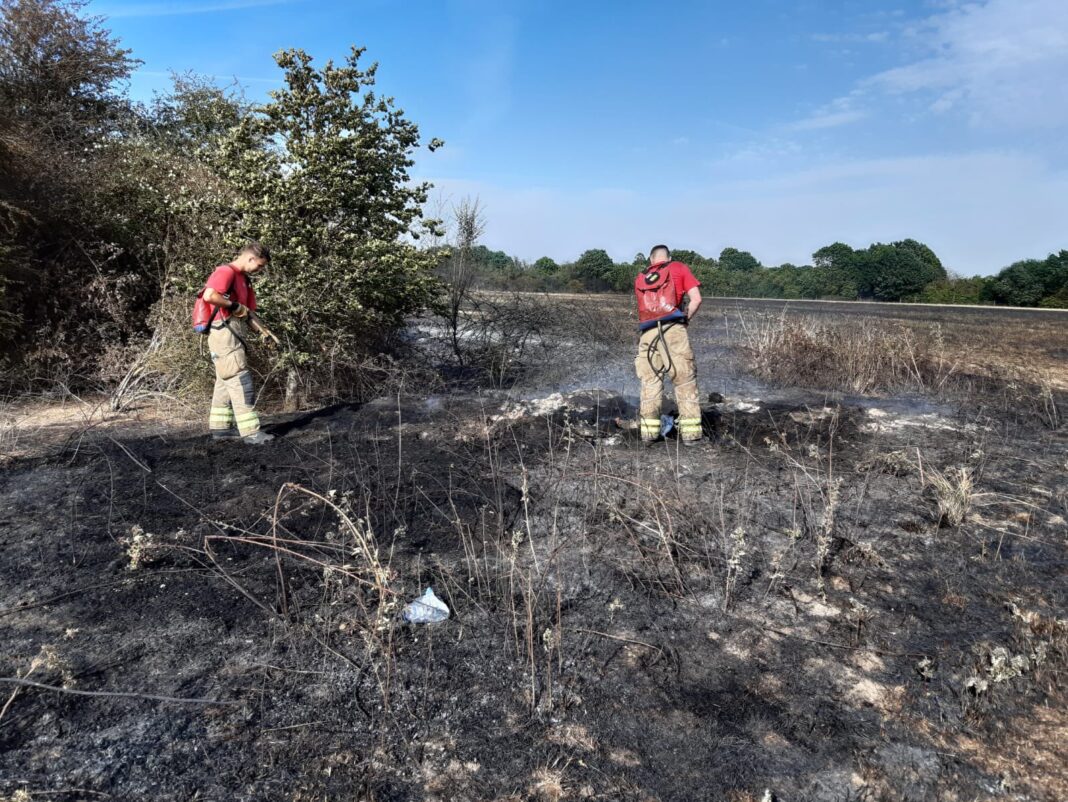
[212, 318, 248, 349]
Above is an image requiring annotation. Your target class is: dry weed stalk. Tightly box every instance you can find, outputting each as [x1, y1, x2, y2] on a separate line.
[723, 526, 748, 611]
[814, 477, 842, 596]
[0, 644, 66, 724]
[744, 414, 844, 598]
[0, 405, 22, 459]
[205, 482, 395, 632]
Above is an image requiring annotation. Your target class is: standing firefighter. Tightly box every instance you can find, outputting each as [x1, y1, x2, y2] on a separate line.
[634, 244, 704, 444]
[193, 242, 275, 444]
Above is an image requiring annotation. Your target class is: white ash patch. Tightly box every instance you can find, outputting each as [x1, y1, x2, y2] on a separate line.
[791, 589, 841, 619]
[493, 392, 567, 422]
[861, 408, 980, 434]
[789, 407, 836, 424]
[723, 398, 762, 414]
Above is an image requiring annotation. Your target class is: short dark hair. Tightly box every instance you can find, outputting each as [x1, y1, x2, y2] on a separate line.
[239, 240, 271, 263]
[650, 244, 670, 259]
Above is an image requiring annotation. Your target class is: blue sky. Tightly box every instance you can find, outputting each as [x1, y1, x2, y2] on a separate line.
[91, 0, 1068, 275]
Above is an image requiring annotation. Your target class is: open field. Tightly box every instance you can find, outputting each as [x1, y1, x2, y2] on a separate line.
[0, 299, 1066, 801]
[483, 293, 1068, 394]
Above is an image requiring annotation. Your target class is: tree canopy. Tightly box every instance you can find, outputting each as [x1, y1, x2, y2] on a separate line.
[719, 247, 761, 272]
[572, 249, 616, 285]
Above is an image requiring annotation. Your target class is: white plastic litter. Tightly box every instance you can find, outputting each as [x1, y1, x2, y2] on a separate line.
[724, 399, 761, 414]
[402, 587, 450, 624]
[659, 415, 674, 438]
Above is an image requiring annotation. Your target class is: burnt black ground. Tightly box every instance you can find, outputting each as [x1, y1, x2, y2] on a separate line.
[1, 381, 1066, 801]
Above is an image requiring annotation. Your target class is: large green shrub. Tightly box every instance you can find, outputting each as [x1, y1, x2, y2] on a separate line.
[182, 47, 443, 401]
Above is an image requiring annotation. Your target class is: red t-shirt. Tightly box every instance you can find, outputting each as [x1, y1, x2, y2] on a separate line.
[204, 264, 256, 322]
[635, 260, 700, 329]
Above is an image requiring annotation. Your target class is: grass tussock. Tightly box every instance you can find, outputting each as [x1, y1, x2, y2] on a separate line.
[922, 465, 974, 528]
[739, 312, 1064, 426]
[740, 313, 957, 395]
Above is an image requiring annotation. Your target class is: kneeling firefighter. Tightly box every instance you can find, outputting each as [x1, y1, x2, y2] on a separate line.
[192, 241, 278, 444]
[634, 244, 704, 444]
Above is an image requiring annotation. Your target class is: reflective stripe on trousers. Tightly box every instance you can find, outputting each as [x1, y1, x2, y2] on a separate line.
[634, 323, 702, 440]
[209, 406, 235, 428]
[677, 417, 702, 440]
[208, 322, 260, 436]
[639, 418, 660, 440]
[210, 370, 260, 436]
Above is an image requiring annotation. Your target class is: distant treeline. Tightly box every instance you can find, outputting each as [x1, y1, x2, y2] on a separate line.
[464, 242, 1068, 308]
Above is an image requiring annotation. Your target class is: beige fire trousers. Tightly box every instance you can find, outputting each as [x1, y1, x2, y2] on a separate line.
[635, 321, 702, 441]
[207, 321, 261, 436]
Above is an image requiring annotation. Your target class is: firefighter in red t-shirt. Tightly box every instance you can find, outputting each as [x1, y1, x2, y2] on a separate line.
[634, 244, 704, 443]
[202, 242, 274, 444]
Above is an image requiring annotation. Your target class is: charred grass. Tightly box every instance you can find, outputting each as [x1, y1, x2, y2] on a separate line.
[0, 374, 1066, 800]
[1, 300, 1067, 800]
[736, 308, 1066, 428]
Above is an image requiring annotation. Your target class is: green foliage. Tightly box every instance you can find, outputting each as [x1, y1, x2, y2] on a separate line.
[862, 241, 946, 302]
[667, 249, 701, 267]
[912, 275, 990, 305]
[985, 251, 1068, 307]
[719, 246, 761, 272]
[605, 261, 636, 292]
[148, 73, 249, 154]
[812, 242, 855, 269]
[0, 0, 136, 134]
[166, 46, 444, 380]
[985, 260, 1047, 306]
[473, 239, 978, 307]
[471, 245, 513, 271]
[808, 239, 946, 302]
[1040, 285, 1068, 308]
[533, 256, 559, 274]
[571, 248, 615, 286]
[1, 0, 445, 396]
[0, 0, 145, 380]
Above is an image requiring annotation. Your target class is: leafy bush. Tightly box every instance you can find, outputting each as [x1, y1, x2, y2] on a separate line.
[1, 1, 444, 402]
[156, 46, 444, 405]
[984, 251, 1068, 307]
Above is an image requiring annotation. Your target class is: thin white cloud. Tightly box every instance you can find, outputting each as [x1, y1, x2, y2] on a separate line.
[711, 138, 802, 165]
[99, 0, 297, 18]
[784, 91, 867, 132]
[868, 0, 1068, 128]
[786, 109, 867, 131]
[811, 31, 889, 43]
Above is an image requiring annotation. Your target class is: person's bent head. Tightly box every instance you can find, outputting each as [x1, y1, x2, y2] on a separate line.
[235, 241, 271, 274]
[649, 244, 670, 265]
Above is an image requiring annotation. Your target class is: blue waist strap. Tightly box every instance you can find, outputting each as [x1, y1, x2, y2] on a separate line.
[638, 309, 686, 332]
